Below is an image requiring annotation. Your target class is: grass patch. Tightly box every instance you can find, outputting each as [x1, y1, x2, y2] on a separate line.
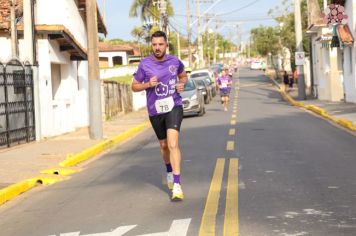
[105, 75, 133, 84]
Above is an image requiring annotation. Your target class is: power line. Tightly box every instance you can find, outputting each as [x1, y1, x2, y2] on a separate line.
[216, 0, 262, 16]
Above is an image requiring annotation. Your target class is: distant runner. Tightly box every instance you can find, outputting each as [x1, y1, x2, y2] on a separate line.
[131, 31, 188, 201]
[217, 68, 232, 111]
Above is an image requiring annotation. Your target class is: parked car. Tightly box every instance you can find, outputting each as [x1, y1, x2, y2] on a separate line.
[192, 78, 212, 104]
[180, 79, 205, 116]
[190, 69, 216, 96]
[250, 60, 262, 70]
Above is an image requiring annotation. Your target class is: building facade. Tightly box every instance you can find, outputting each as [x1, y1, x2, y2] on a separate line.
[308, 0, 355, 102]
[0, 0, 106, 139]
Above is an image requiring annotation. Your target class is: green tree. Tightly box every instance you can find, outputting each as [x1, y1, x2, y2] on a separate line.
[129, 0, 174, 23]
[250, 26, 280, 56]
[265, 0, 312, 69]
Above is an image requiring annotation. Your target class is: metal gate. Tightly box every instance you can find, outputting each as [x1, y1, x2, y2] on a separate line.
[0, 60, 36, 148]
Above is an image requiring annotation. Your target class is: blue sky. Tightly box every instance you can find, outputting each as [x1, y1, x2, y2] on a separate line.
[98, 0, 291, 42]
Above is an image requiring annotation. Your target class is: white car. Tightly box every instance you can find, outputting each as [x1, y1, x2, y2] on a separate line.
[190, 69, 216, 96]
[250, 61, 262, 70]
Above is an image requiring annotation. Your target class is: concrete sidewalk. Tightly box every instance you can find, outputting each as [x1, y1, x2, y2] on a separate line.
[0, 109, 149, 190]
[270, 75, 356, 132]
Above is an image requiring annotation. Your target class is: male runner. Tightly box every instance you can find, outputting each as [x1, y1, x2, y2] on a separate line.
[217, 68, 232, 111]
[131, 31, 188, 201]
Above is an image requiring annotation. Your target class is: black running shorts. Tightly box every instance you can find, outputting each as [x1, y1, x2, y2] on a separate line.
[220, 90, 230, 97]
[149, 106, 183, 140]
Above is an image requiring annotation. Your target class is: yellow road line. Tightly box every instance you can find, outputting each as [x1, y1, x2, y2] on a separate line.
[231, 120, 236, 125]
[199, 158, 226, 236]
[229, 128, 236, 136]
[226, 141, 235, 151]
[224, 158, 239, 236]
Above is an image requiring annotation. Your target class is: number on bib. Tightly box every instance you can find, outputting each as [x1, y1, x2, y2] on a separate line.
[155, 96, 174, 114]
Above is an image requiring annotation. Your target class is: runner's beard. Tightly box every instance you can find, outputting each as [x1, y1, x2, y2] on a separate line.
[153, 50, 165, 60]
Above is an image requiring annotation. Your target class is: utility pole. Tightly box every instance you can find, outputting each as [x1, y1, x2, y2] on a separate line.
[236, 25, 239, 59]
[196, 0, 204, 68]
[177, 31, 181, 59]
[213, 20, 218, 64]
[294, 0, 306, 100]
[103, 0, 106, 23]
[24, 0, 41, 140]
[186, 0, 192, 67]
[23, 0, 33, 63]
[10, 0, 18, 57]
[86, 0, 103, 139]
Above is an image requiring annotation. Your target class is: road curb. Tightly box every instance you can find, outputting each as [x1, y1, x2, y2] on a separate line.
[0, 121, 150, 207]
[268, 76, 356, 132]
[0, 175, 68, 206]
[60, 121, 150, 167]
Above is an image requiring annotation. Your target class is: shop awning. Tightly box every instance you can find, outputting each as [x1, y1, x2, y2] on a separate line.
[18, 24, 87, 61]
[337, 24, 354, 46]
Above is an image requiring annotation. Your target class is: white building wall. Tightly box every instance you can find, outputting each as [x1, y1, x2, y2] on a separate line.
[74, 61, 90, 127]
[0, 0, 92, 139]
[0, 37, 12, 62]
[343, 0, 356, 103]
[100, 66, 137, 80]
[37, 39, 53, 137]
[36, 0, 87, 48]
[99, 51, 128, 66]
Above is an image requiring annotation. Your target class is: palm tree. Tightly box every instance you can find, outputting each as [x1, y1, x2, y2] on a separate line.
[129, 0, 174, 25]
[131, 26, 145, 56]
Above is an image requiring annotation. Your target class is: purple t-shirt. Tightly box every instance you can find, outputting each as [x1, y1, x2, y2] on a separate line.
[134, 55, 184, 116]
[217, 76, 232, 93]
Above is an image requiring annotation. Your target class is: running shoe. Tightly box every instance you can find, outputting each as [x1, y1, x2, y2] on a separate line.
[172, 183, 184, 201]
[167, 172, 174, 190]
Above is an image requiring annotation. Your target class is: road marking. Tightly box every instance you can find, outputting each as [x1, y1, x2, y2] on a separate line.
[50, 219, 191, 236]
[139, 218, 191, 236]
[231, 120, 236, 125]
[50, 225, 136, 236]
[232, 114, 237, 119]
[229, 128, 236, 136]
[226, 141, 235, 151]
[224, 158, 239, 236]
[199, 159, 225, 236]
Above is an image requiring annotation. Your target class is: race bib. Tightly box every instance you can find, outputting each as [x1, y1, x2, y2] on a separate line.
[155, 96, 174, 114]
[221, 83, 228, 88]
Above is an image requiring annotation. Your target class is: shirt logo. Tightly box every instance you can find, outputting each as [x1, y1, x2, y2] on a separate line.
[169, 65, 178, 76]
[155, 82, 169, 97]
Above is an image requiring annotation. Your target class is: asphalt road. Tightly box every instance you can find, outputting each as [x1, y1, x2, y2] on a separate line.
[1, 68, 356, 236]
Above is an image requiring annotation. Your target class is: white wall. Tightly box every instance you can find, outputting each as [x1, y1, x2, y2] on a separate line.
[342, 0, 356, 103]
[0, 0, 91, 139]
[99, 51, 128, 66]
[132, 91, 147, 111]
[0, 37, 12, 62]
[100, 66, 137, 79]
[36, 0, 87, 48]
[37, 39, 90, 137]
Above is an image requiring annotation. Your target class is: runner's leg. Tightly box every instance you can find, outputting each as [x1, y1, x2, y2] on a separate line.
[167, 129, 181, 176]
[159, 139, 170, 164]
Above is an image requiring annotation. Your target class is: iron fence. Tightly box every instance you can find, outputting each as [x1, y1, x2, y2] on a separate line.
[0, 60, 35, 148]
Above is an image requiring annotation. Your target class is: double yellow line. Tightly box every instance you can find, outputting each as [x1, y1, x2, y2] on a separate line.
[199, 158, 239, 236]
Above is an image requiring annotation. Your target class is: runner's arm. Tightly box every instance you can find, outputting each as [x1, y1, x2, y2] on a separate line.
[131, 78, 154, 92]
[177, 71, 188, 85]
[175, 71, 188, 93]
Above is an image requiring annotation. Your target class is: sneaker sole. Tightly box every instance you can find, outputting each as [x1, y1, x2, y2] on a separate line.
[171, 194, 184, 201]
